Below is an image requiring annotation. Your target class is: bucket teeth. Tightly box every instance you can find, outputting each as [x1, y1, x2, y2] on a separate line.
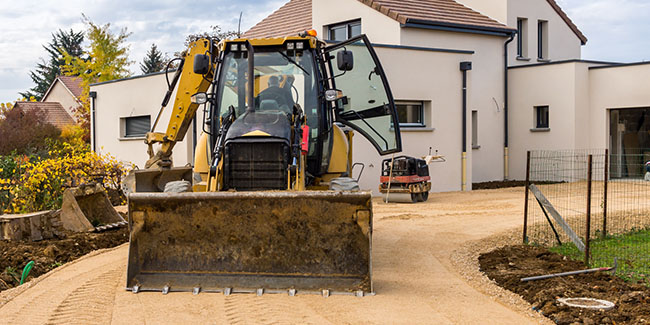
[162, 286, 170, 295]
[288, 289, 296, 296]
[193, 287, 201, 295]
[132, 285, 140, 294]
[224, 288, 232, 296]
[322, 289, 330, 297]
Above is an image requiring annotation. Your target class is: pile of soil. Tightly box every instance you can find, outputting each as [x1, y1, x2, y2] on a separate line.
[0, 228, 128, 292]
[479, 245, 650, 324]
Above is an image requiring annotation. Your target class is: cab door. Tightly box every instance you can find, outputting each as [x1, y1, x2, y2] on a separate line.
[324, 35, 402, 155]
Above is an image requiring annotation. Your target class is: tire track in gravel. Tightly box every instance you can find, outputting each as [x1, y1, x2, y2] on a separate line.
[45, 266, 121, 325]
[222, 294, 332, 325]
[0, 246, 125, 325]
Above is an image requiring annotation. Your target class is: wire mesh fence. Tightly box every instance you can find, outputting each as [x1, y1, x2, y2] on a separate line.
[523, 149, 650, 285]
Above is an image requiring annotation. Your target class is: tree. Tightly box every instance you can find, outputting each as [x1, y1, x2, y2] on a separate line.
[61, 15, 133, 142]
[0, 106, 61, 156]
[20, 29, 84, 101]
[140, 43, 165, 74]
[184, 25, 238, 47]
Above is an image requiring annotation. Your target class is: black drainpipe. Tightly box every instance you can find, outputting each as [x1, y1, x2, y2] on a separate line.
[460, 61, 472, 191]
[503, 32, 515, 180]
[89, 91, 97, 152]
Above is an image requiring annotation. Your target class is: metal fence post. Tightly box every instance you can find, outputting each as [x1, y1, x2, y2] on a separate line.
[523, 151, 531, 244]
[603, 149, 608, 239]
[585, 154, 593, 265]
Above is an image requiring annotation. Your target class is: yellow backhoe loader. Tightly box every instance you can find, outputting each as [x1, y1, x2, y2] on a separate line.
[126, 31, 402, 296]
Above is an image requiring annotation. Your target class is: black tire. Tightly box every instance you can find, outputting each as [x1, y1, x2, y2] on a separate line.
[410, 193, 421, 203]
[420, 191, 429, 202]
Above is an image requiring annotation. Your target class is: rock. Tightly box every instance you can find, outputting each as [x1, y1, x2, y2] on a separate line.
[582, 317, 595, 325]
[619, 291, 644, 303]
[601, 317, 612, 324]
[43, 244, 58, 258]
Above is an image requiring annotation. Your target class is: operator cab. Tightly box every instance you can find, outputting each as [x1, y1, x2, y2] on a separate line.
[193, 34, 401, 188]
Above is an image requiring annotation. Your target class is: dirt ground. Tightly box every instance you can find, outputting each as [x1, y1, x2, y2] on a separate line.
[0, 228, 128, 292]
[0, 187, 554, 324]
[480, 245, 650, 324]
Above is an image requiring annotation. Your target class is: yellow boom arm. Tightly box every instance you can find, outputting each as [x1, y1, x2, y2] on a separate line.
[144, 39, 214, 169]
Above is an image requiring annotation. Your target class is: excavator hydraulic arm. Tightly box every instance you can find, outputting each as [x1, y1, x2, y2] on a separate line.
[144, 39, 215, 169]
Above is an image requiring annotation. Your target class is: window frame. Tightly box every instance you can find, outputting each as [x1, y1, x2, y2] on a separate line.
[535, 105, 549, 129]
[537, 20, 548, 60]
[120, 115, 151, 139]
[395, 100, 426, 128]
[327, 19, 362, 41]
[516, 18, 528, 58]
[471, 110, 479, 148]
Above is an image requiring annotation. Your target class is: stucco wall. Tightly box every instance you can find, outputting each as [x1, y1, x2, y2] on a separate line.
[507, 61, 648, 180]
[91, 73, 199, 169]
[508, 63, 578, 179]
[588, 63, 650, 149]
[43, 81, 79, 119]
[507, 0, 582, 66]
[312, 0, 401, 43]
[348, 28, 508, 194]
[455, 0, 508, 24]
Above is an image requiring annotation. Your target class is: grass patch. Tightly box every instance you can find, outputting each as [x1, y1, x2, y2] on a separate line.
[549, 229, 650, 286]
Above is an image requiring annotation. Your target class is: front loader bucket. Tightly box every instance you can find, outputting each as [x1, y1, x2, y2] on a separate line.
[127, 191, 373, 295]
[60, 184, 126, 232]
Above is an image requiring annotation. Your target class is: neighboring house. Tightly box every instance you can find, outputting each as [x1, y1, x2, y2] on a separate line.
[12, 101, 75, 129]
[41, 76, 83, 121]
[90, 71, 198, 168]
[90, 0, 650, 194]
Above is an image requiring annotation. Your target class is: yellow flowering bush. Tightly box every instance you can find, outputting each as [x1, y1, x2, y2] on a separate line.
[0, 142, 128, 214]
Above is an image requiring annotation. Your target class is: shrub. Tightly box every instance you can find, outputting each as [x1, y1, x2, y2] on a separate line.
[0, 107, 61, 156]
[1, 144, 127, 214]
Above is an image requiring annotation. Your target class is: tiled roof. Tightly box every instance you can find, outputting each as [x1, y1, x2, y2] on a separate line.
[13, 102, 75, 128]
[243, 0, 586, 44]
[57, 76, 83, 99]
[243, 0, 513, 39]
[359, 0, 510, 30]
[546, 0, 587, 45]
[243, 0, 312, 38]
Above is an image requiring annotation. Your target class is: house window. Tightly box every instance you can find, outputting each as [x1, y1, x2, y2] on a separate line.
[516, 18, 528, 58]
[535, 106, 549, 129]
[396, 101, 425, 127]
[328, 20, 361, 41]
[538, 20, 548, 60]
[471, 110, 479, 148]
[121, 115, 151, 138]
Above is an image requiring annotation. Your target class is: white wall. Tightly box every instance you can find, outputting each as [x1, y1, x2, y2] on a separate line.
[91, 72, 200, 169]
[508, 61, 650, 180]
[508, 63, 579, 179]
[312, 0, 401, 44]
[589, 63, 650, 150]
[43, 81, 79, 119]
[507, 0, 582, 66]
[347, 27, 508, 194]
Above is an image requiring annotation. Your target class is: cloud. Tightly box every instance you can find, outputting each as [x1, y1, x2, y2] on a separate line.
[0, 0, 284, 101]
[557, 0, 650, 62]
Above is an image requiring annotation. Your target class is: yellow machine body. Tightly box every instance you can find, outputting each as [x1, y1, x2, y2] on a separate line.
[126, 33, 401, 295]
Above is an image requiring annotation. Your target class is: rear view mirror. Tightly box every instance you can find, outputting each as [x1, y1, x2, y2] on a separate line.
[337, 50, 354, 71]
[193, 54, 210, 74]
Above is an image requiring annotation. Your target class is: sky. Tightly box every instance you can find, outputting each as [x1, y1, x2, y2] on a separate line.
[0, 0, 648, 102]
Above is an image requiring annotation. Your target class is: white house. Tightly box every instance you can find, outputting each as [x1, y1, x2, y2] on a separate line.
[90, 0, 649, 194]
